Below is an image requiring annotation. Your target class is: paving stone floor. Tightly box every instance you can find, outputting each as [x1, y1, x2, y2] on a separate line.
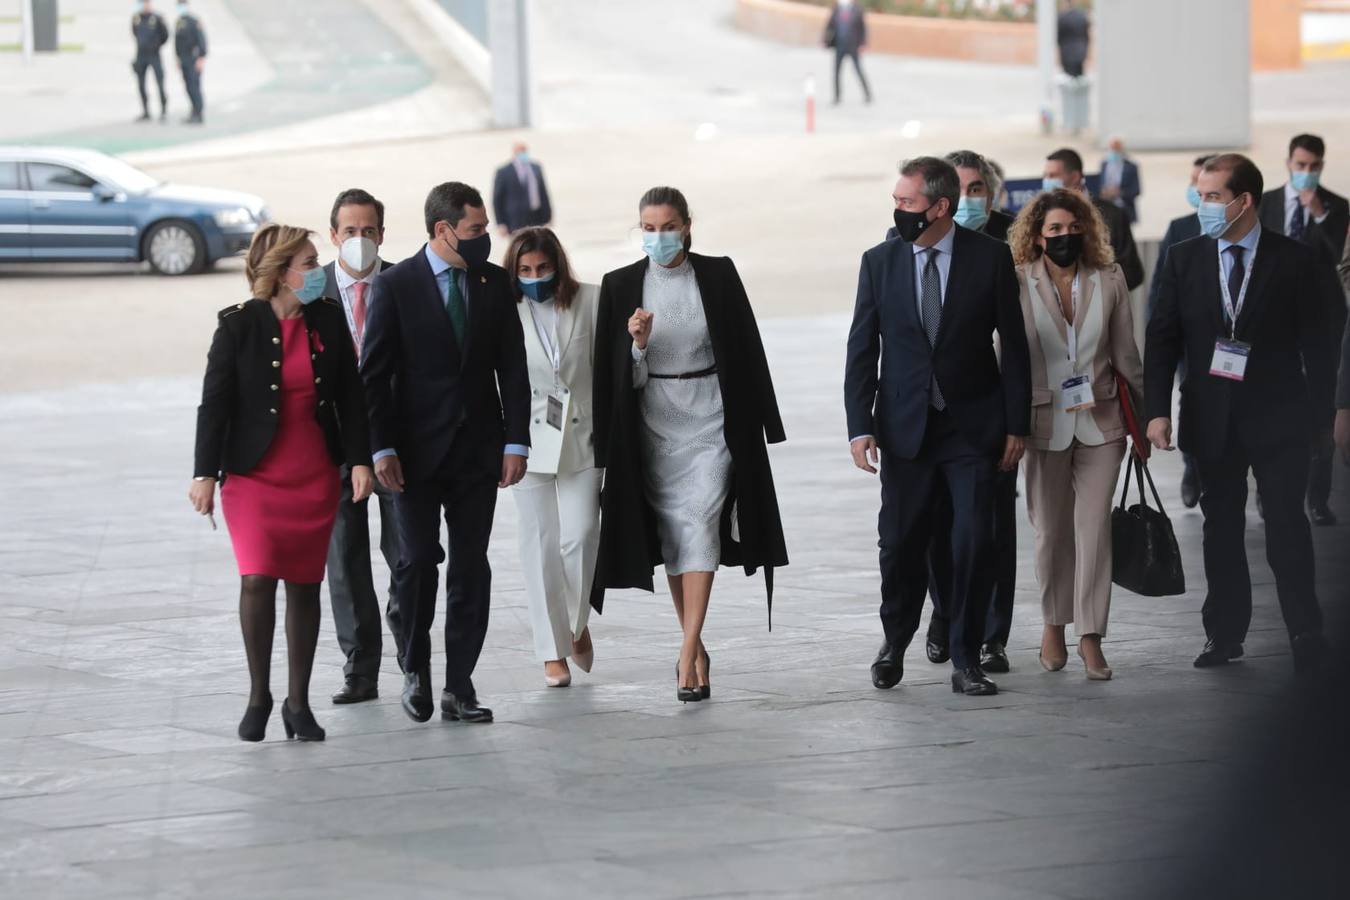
[1, 314, 1346, 899]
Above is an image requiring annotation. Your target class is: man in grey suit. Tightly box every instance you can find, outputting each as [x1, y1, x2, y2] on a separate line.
[321, 188, 399, 704]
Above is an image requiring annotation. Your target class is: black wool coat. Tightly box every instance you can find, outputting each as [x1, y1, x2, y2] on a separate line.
[591, 253, 788, 620]
[194, 297, 371, 478]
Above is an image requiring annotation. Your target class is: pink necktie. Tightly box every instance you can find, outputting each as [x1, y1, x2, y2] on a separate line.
[352, 281, 367, 344]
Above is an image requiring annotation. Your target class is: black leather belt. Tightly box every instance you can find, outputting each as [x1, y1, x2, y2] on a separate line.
[649, 365, 718, 380]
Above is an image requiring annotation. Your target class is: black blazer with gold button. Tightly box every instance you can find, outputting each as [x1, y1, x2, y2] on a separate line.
[193, 298, 372, 478]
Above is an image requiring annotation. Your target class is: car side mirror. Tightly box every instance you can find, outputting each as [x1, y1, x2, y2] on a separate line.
[91, 183, 116, 202]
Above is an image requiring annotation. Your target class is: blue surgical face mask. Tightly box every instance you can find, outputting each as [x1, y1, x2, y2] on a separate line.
[519, 272, 556, 302]
[176, 3, 188, 16]
[1042, 177, 1065, 192]
[1185, 184, 1202, 209]
[1290, 170, 1320, 192]
[1196, 196, 1240, 240]
[953, 195, 989, 232]
[290, 267, 327, 304]
[642, 230, 685, 266]
[1106, 150, 1123, 164]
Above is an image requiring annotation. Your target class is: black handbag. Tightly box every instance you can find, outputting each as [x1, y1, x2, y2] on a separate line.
[1110, 451, 1186, 597]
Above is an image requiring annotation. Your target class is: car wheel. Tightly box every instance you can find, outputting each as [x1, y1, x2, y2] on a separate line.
[144, 220, 206, 275]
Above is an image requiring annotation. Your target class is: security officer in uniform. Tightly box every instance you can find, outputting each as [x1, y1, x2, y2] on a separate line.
[174, 1, 208, 125]
[131, 1, 169, 122]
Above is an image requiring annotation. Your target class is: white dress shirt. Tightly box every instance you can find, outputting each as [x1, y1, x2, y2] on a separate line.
[334, 258, 380, 349]
[1285, 180, 1330, 231]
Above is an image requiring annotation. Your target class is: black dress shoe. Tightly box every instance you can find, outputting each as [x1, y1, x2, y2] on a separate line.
[1180, 465, 1200, 509]
[1308, 504, 1338, 526]
[925, 631, 950, 665]
[870, 640, 904, 689]
[980, 641, 1010, 674]
[237, 695, 272, 742]
[1291, 632, 1326, 674]
[281, 699, 326, 742]
[441, 690, 493, 723]
[951, 666, 998, 696]
[401, 668, 433, 722]
[1193, 639, 1244, 668]
[331, 677, 378, 705]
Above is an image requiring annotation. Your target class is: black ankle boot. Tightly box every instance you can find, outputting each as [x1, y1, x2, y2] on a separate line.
[238, 695, 273, 742]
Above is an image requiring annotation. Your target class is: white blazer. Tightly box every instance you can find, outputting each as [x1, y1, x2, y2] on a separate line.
[516, 282, 599, 474]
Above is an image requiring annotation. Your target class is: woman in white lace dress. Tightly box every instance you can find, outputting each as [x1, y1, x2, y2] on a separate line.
[592, 187, 788, 703]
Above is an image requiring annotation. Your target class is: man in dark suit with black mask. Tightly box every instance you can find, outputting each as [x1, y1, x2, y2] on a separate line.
[846, 156, 1031, 697]
[1146, 154, 1335, 674]
[361, 182, 532, 724]
[1258, 133, 1349, 526]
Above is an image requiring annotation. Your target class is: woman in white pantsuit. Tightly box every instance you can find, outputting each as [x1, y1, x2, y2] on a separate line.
[1008, 189, 1144, 681]
[505, 228, 601, 688]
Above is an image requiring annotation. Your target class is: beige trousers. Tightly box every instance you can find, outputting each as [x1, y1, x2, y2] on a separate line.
[1024, 439, 1126, 637]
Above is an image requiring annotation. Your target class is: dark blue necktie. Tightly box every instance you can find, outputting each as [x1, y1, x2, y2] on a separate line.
[1226, 245, 1245, 328]
[1290, 201, 1305, 241]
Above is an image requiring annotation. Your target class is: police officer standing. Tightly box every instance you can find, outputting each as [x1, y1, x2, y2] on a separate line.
[174, 2, 208, 125]
[131, 1, 169, 123]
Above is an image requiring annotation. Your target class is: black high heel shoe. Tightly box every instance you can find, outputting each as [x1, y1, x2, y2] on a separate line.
[281, 698, 326, 742]
[237, 695, 272, 742]
[676, 661, 701, 703]
[698, 649, 712, 700]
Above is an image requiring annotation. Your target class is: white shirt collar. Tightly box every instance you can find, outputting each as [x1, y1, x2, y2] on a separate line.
[912, 221, 956, 258]
[334, 259, 381, 290]
[1283, 180, 1298, 205]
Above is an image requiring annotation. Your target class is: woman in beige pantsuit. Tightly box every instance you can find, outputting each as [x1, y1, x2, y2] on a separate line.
[505, 228, 601, 688]
[1008, 189, 1144, 680]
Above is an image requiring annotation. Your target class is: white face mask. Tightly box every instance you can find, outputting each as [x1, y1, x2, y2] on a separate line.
[339, 236, 378, 273]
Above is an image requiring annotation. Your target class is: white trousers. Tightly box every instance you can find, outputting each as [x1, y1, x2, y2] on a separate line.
[512, 467, 603, 661]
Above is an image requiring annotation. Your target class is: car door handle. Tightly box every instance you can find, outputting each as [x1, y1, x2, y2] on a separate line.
[31, 199, 51, 210]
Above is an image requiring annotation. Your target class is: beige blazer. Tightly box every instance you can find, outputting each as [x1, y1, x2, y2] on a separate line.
[516, 282, 600, 474]
[1020, 260, 1144, 452]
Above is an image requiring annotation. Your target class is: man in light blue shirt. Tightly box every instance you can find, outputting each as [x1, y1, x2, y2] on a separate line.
[360, 181, 532, 725]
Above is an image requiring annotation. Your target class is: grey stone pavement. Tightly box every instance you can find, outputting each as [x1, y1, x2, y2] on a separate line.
[1, 312, 1347, 899]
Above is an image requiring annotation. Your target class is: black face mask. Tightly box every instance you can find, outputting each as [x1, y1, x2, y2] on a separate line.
[445, 228, 492, 268]
[892, 206, 934, 243]
[1042, 232, 1085, 268]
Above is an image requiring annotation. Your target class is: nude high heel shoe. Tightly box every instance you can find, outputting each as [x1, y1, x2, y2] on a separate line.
[1078, 641, 1113, 681]
[572, 628, 594, 674]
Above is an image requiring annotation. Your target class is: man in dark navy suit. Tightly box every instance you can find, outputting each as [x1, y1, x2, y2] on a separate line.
[845, 156, 1031, 696]
[361, 182, 531, 724]
[1146, 154, 1335, 674]
[492, 142, 553, 236]
[1258, 134, 1349, 526]
[1097, 136, 1142, 224]
[1149, 154, 1214, 509]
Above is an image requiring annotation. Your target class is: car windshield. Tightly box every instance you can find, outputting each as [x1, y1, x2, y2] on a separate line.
[82, 155, 161, 193]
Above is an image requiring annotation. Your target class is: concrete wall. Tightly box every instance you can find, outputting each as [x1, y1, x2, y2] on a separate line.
[408, 0, 532, 127]
[734, 0, 1038, 65]
[1095, 0, 1250, 151]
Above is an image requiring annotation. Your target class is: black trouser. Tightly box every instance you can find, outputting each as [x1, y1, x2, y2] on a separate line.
[134, 54, 166, 115]
[179, 58, 204, 117]
[833, 48, 872, 102]
[325, 466, 399, 681]
[926, 466, 1017, 647]
[1307, 431, 1335, 511]
[1195, 425, 1322, 645]
[390, 436, 498, 699]
[878, 409, 997, 671]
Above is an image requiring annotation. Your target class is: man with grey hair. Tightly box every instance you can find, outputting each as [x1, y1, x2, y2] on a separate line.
[846, 156, 1032, 696]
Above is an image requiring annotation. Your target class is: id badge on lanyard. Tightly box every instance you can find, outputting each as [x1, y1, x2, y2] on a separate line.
[529, 301, 568, 431]
[1055, 272, 1095, 412]
[1212, 243, 1256, 382]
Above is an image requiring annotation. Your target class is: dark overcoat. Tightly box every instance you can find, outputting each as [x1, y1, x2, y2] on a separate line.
[591, 253, 788, 620]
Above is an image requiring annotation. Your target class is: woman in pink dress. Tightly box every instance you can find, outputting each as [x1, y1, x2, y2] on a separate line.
[191, 224, 373, 743]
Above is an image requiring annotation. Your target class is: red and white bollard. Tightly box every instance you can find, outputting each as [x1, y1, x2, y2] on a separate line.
[805, 75, 816, 134]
